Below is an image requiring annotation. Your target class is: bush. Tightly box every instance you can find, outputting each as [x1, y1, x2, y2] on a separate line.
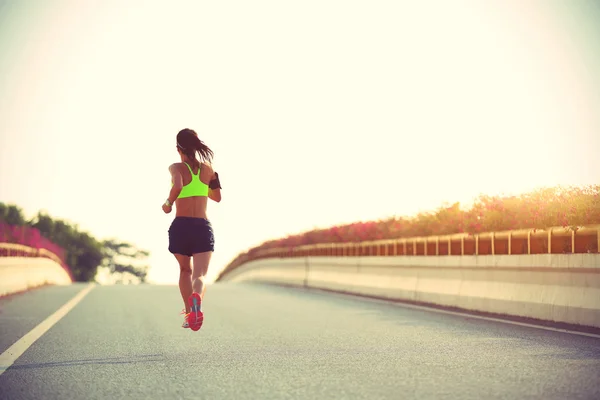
[230, 184, 600, 262]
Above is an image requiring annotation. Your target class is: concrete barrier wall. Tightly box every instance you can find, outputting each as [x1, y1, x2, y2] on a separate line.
[219, 254, 600, 329]
[0, 257, 72, 297]
[225, 258, 308, 287]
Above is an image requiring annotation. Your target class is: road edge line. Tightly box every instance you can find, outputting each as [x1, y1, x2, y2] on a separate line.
[0, 283, 96, 376]
[247, 282, 600, 339]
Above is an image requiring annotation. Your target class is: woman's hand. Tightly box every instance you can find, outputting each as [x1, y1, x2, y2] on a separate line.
[162, 201, 172, 214]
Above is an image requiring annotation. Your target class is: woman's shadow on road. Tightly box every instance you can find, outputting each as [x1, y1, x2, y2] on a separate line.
[7, 354, 164, 370]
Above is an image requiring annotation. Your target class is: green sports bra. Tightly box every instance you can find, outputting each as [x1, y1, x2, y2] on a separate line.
[173, 162, 209, 198]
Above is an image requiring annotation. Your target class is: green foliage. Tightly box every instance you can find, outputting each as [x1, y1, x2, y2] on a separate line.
[0, 203, 27, 226]
[102, 239, 150, 283]
[0, 202, 150, 282]
[27, 211, 106, 281]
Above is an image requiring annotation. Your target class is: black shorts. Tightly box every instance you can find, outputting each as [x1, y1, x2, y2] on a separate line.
[168, 217, 215, 256]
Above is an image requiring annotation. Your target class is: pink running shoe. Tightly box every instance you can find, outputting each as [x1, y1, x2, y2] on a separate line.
[187, 292, 204, 331]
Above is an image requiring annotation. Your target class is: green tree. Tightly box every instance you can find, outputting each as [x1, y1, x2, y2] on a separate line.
[30, 211, 105, 281]
[0, 203, 27, 226]
[1, 203, 151, 283]
[102, 239, 150, 283]
[69, 232, 105, 282]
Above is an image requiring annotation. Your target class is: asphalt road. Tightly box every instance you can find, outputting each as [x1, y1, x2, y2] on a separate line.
[1, 282, 599, 400]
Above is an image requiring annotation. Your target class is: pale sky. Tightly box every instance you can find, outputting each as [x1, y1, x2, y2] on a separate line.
[1, 0, 599, 285]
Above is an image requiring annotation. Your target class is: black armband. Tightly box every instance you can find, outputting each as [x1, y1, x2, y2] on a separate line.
[209, 172, 221, 189]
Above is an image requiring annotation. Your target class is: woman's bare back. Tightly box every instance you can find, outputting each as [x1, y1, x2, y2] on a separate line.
[173, 161, 215, 218]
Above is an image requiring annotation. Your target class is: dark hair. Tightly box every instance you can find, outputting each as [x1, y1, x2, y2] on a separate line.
[176, 128, 214, 168]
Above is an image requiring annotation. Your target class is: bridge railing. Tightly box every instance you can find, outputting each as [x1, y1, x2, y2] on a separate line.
[0, 242, 73, 281]
[220, 224, 600, 278]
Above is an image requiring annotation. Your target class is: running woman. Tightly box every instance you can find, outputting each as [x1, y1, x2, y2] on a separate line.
[162, 128, 222, 331]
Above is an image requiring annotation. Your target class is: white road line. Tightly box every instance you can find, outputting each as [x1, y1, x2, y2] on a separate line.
[0, 283, 95, 376]
[307, 287, 600, 339]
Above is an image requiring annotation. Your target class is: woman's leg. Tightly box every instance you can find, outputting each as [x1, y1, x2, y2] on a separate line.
[191, 251, 212, 299]
[174, 254, 192, 313]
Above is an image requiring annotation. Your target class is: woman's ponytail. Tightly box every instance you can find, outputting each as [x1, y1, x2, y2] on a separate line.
[176, 128, 214, 168]
[194, 136, 214, 165]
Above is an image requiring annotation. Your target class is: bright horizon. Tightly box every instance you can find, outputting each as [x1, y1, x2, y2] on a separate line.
[1, 0, 599, 284]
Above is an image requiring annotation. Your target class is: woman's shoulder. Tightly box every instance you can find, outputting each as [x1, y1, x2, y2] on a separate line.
[169, 162, 184, 170]
[200, 162, 214, 172]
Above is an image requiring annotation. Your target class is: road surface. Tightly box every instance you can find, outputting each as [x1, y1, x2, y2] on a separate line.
[1, 282, 599, 399]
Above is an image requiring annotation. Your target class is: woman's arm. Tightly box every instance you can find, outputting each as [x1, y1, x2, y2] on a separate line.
[208, 172, 222, 203]
[163, 164, 183, 213]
